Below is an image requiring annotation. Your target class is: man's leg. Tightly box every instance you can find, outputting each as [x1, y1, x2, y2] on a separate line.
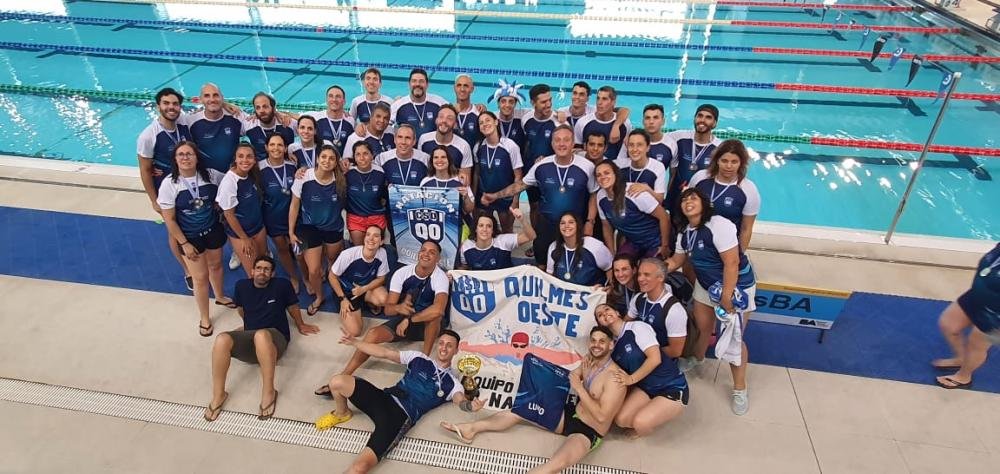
[939, 327, 992, 386]
[934, 302, 972, 368]
[529, 434, 591, 474]
[421, 318, 442, 355]
[327, 373, 357, 418]
[341, 326, 394, 376]
[205, 333, 234, 420]
[346, 449, 379, 474]
[440, 410, 524, 443]
[254, 329, 278, 415]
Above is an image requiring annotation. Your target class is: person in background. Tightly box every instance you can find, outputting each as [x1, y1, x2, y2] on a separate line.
[288, 115, 332, 170]
[558, 80, 594, 129]
[663, 104, 721, 214]
[345, 142, 389, 246]
[474, 111, 524, 233]
[452, 73, 482, 145]
[310, 85, 355, 157]
[418, 104, 474, 185]
[572, 85, 631, 160]
[614, 129, 667, 204]
[350, 67, 393, 125]
[243, 92, 296, 161]
[344, 103, 395, 163]
[376, 124, 429, 187]
[420, 145, 476, 216]
[179, 83, 244, 174]
[391, 67, 447, 137]
[594, 160, 671, 260]
[608, 256, 639, 316]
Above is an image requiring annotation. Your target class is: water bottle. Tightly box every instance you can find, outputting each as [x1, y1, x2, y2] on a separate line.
[715, 305, 733, 324]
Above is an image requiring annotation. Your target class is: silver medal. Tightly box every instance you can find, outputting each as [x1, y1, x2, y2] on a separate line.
[192, 198, 204, 209]
[564, 272, 572, 280]
[982, 268, 992, 277]
[559, 186, 566, 193]
[689, 161, 698, 171]
[282, 188, 290, 195]
[436, 389, 444, 397]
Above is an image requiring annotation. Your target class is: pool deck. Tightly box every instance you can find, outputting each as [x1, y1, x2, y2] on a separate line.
[2, 155, 999, 473]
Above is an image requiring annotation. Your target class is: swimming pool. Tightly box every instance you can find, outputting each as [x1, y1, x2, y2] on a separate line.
[0, 0, 997, 240]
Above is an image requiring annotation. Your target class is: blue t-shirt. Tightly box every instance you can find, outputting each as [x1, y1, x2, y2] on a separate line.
[573, 112, 632, 160]
[520, 111, 558, 171]
[377, 149, 430, 187]
[498, 116, 526, 150]
[332, 246, 390, 294]
[350, 94, 393, 124]
[611, 321, 687, 393]
[460, 234, 519, 270]
[156, 169, 226, 237]
[546, 236, 613, 286]
[391, 94, 447, 137]
[455, 107, 481, 146]
[596, 186, 663, 250]
[676, 216, 756, 291]
[418, 132, 474, 171]
[690, 171, 761, 236]
[389, 264, 450, 314]
[136, 119, 192, 187]
[216, 170, 265, 238]
[475, 138, 524, 198]
[664, 130, 721, 206]
[180, 111, 244, 173]
[345, 165, 387, 216]
[244, 123, 295, 161]
[523, 155, 598, 223]
[233, 278, 299, 342]
[258, 160, 297, 235]
[291, 168, 345, 232]
[627, 287, 688, 388]
[386, 351, 461, 421]
[312, 114, 356, 157]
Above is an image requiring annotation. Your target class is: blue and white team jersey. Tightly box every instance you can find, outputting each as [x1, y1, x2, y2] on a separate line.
[136, 119, 191, 185]
[243, 122, 295, 161]
[377, 149, 430, 187]
[675, 215, 756, 291]
[345, 165, 387, 216]
[519, 109, 559, 171]
[179, 110, 244, 173]
[390, 93, 448, 137]
[331, 245, 390, 294]
[664, 130, 721, 200]
[644, 134, 673, 169]
[497, 115, 526, 150]
[460, 234, 519, 270]
[611, 321, 687, 393]
[258, 159, 297, 235]
[419, 177, 474, 202]
[156, 169, 226, 237]
[474, 138, 524, 197]
[389, 264, 450, 313]
[612, 157, 667, 198]
[343, 130, 395, 160]
[546, 236, 613, 286]
[628, 286, 688, 347]
[573, 112, 632, 160]
[291, 168, 345, 232]
[349, 94, 393, 124]
[523, 155, 598, 223]
[216, 170, 265, 237]
[307, 112, 356, 156]
[596, 184, 663, 250]
[417, 132, 474, 171]
[558, 104, 595, 130]
[689, 170, 761, 233]
[455, 105, 481, 146]
[288, 140, 334, 170]
[388, 351, 461, 422]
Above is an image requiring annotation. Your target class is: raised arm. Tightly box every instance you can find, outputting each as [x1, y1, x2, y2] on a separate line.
[339, 327, 401, 363]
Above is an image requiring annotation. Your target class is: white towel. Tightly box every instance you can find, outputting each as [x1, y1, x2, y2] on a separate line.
[715, 312, 743, 366]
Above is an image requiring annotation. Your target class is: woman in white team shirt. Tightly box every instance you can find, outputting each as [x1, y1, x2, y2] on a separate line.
[688, 139, 760, 251]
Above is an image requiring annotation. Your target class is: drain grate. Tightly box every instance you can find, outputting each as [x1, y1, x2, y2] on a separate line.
[0, 378, 642, 474]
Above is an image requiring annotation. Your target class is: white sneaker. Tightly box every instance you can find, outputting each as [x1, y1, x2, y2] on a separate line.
[228, 252, 241, 270]
[678, 356, 702, 373]
[732, 389, 749, 416]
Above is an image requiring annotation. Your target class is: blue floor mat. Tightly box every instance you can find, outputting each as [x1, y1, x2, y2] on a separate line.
[2, 206, 997, 393]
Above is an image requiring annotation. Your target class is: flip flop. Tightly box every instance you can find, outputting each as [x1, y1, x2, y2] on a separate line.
[307, 302, 321, 316]
[258, 390, 278, 420]
[215, 299, 238, 309]
[315, 410, 352, 431]
[439, 421, 473, 444]
[936, 377, 972, 390]
[314, 384, 333, 398]
[199, 323, 214, 337]
[203, 392, 229, 422]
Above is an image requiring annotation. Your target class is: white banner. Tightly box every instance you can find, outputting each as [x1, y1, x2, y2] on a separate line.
[449, 265, 606, 410]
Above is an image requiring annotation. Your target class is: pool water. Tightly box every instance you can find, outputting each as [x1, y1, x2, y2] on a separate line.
[0, 0, 997, 240]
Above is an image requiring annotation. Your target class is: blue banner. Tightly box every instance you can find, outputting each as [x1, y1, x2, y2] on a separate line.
[511, 353, 570, 432]
[389, 185, 461, 270]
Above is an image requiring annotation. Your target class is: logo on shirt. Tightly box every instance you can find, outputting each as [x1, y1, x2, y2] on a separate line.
[544, 130, 551, 138]
[451, 275, 497, 323]
[566, 178, 575, 188]
[723, 197, 734, 206]
[426, 112, 434, 119]
[697, 240, 705, 250]
[224, 127, 232, 136]
[267, 299, 276, 304]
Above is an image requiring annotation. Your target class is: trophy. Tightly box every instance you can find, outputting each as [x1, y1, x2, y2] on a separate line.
[457, 354, 482, 399]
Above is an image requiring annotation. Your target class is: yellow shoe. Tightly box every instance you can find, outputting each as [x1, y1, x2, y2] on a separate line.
[315, 411, 352, 431]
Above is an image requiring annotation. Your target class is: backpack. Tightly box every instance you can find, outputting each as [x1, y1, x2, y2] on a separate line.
[666, 271, 694, 308]
[660, 294, 700, 359]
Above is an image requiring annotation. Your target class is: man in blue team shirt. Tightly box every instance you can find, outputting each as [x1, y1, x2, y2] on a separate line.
[243, 92, 295, 161]
[391, 68, 447, 137]
[452, 73, 482, 145]
[636, 104, 671, 168]
[664, 104, 721, 214]
[137, 87, 193, 290]
[481, 125, 599, 266]
[558, 80, 595, 129]
[203, 256, 320, 422]
[337, 241, 450, 376]
[179, 83, 245, 173]
[573, 85, 632, 161]
[316, 328, 484, 473]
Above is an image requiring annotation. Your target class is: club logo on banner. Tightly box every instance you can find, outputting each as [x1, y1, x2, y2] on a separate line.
[449, 266, 606, 410]
[389, 185, 461, 270]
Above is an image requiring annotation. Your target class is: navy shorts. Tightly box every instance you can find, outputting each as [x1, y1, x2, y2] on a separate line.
[297, 224, 343, 249]
[349, 377, 411, 461]
[381, 317, 428, 342]
[958, 289, 1000, 338]
[180, 222, 227, 254]
[638, 385, 690, 406]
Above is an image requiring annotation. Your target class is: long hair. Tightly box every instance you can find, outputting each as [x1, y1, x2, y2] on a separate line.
[232, 142, 263, 194]
[296, 114, 318, 145]
[677, 187, 714, 230]
[608, 255, 637, 310]
[318, 144, 347, 198]
[431, 145, 459, 178]
[595, 160, 626, 217]
[170, 140, 211, 184]
[553, 212, 584, 276]
[707, 139, 750, 183]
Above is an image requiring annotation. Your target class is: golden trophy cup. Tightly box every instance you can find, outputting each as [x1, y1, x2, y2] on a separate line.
[457, 354, 482, 399]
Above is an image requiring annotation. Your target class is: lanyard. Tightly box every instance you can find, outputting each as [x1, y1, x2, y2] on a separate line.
[433, 365, 450, 397]
[556, 164, 571, 190]
[564, 248, 576, 275]
[396, 157, 413, 184]
[413, 101, 426, 124]
[710, 180, 733, 204]
[981, 254, 1000, 277]
[301, 146, 316, 168]
[457, 110, 471, 132]
[161, 123, 181, 145]
[629, 166, 647, 184]
[622, 286, 634, 307]
[641, 297, 654, 322]
[180, 175, 202, 201]
[483, 143, 499, 169]
[584, 358, 613, 392]
[500, 120, 514, 140]
[268, 162, 289, 191]
[326, 117, 344, 142]
[684, 227, 698, 254]
[690, 141, 711, 168]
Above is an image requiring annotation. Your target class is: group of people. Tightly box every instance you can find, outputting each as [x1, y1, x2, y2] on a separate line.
[138, 68, 771, 473]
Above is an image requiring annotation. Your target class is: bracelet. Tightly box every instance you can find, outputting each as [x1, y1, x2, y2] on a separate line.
[460, 400, 473, 412]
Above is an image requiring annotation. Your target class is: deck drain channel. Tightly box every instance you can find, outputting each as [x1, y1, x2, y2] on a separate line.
[0, 377, 642, 474]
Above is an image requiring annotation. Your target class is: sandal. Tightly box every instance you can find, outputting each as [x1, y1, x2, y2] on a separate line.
[936, 376, 972, 390]
[314, 384, 333, 398]
[203, 392, 229, 422]
[440, 421, 473, 444]
[315, 410, 352, 431]
[199, 323, 214, 337]
[307, 301, 322, 316]
[215, 299, 238, 309]
[258, 390, 278, 420]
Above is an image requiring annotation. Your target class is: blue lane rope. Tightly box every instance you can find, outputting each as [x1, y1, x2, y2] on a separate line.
[0, 12, 757, 54]
[0, 40, 778, 90]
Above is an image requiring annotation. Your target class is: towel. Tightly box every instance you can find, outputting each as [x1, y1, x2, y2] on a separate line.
[707, 282, 749, 366]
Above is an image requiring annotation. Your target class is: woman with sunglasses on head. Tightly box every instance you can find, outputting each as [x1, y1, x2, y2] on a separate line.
[158, 140, 234, 337]
[688, 139, 760, 252]
[217, 143, 268, 276]
[258, 133, 305, 294]
[546, 212, 612, 287]
[459, 209, 535, 271]
[289, 144, 348, 316]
